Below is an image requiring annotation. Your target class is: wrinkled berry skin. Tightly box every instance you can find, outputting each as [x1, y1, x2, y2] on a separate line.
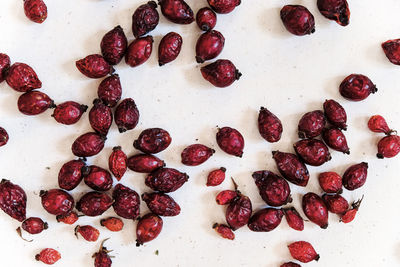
[0, 127, 9, 147]
[342, 162, 368, 190]
[18, 90, 54, 115]
[252, 170, 291, 207]
[108, 146, 127, 181]
[181, 144, 215, 166]
[258, 107, 283, 143]
[0, 179, 26, 222]
[377, 135, 400, 159]
[207, 167, 226, 186]
[112, 184, 140, 219]
[294, 139, 331, 166]
[280, 5, 315, 36]
[142, 192, 181, 216]
[101, 26, 128, 65]
[201, 59, 242, 87]
[125, 36, 154, 67]
[58, 159, 88, 191]
[145, 168, 189, 192]
[84, 166, 113, 191]
[56, 211, 79, 225]
[76, 54, 114, 79]
[339, 74, 377, 101]
[75, 225, 100, 242]
[323, 99, 347, 130]
[368, 115, 392, 135]
[6, 62, 41, 92]
[127, 154, 165, 173]
[298, 110, 326, 139]
[24, 0, 47, 23]
[318, 172, 343, 193]
[317, 0, 350, 26]
[35, 248, 61, 265]
[226, 194, 252, 230]
[288, 241, 320, 263]
[0, 53, 10, 83]
[213, 223, 234, 240]
[101, 217, 124, 232]
[93, 240, 113, 267]
[71, 132, 106, 157]
[196, 7, 217, 31]
[382, 39, 400, 65]
[272, 151, 310, 187]
[207, 0, 241, 14]
[40, 189, 74, 216]
[322, 128, 350, 154]
[52, 101, 87, 125]
[114, 98, 140, 133]
[216, 127, 244, 157]
[89, 99, 113, 136]
[98, 74, 122, 108]
[158, 32, 183, 66]
[283, 207, 304, 231]
[302, 192, 328, 229]
[76, 191, 112, 217]
[136, 213, 163, 246]
[248, 208, 284, 232]
[22, 217, 48, 234]
[195, 30, 225, 63]
[281, 262, 301, 267]
[133, 1, 159, 38]
[322, 194, 349, 214]
[159, 0, 194, 24]
[134, 128, 172, 154]
[216, 190, 237, 205]
[340, 197, 363, 223]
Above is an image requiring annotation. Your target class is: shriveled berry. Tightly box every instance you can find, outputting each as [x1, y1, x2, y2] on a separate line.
[212, 223, 234, 240]
[127, 154, 165, 173]
[342, 162, 368, 190]
[40, 189, 74, 216]
[93, 239, 113, 267]
[382, 39, 400, 65]
[288, 241, 319, 263]
[216, 190, 237, 205]
[377, 135, 400, 159]
[226, 193, 252, 230]
[207, 167, 226, 186]
[58, 159, 88, 191]
[76, 191, 112, 217]
[142, 192, 181, 216]
[132, 1, 159, 38]
[272, 151, 310, 187]
[281, 262, 301, 267]
[159, 0, 194, 24]
[207, 0, 241, 14]
[339, 74, 377, 101]
[114, 98, 140, 133]
[302, 193, 328, 229]
[98, 74, 122, 107]
[56, 211, 79, 225]
[89, 99, 113, 136]
[216, 126, 244, 157]
[318, 172, 343, 193]
[84, 165, 113, 191]
[52, 101, 87, 125]
[18, 90, 54, 115]
[317, 0, 350, 26]
[298, 110, 326, 139]
[280, 5, 315, 36]
[113, 183, 140, 219]
[134, 128, 171, 154]
[145, 167, 189, 192]
[340, 196, 363, 223]
[0, 127, 9, 147]
[0, 53, 11, 83]
[258, 107, 283, 143]
[195, 30, 225, 63]
[35, 248, 61, 265]
[6, 62, 41, 92]
[136, 213, 163, 246]
[323, 99, 347, 130]
[23, 0, 47, 23]
[322, 127, 350, 154]
[76, 54, 113, 79]
[248, 208, 283, 232]
[294, 139, 331, 166]
[21, 217, 48, 234]
[158, 32, 183, 66]
[252, 170, 291, 207]
[108, 146, 127, 180]
[100, 217, 124, 232]
[181, 144, 215, 166]
[201, 59, 242, 87]
[101, 26, 128, 65]
[0, 179, 26, 221]
[75, 225, 100, 242]
[71, 132, 106, 157]
[368, 115, 393, 135]
[196, 7, 217, 31]
[283, 207, 304, 231]
[322, 194, 349, 214]
[125, 36, 154, 67]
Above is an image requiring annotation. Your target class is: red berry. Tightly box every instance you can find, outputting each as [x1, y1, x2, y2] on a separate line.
[288, 241, 319, 263]
[196, 7, 217, 31]
[216, 126, 244, 157]
[272, 151, 310, 187]
[0, 180, 26, 222]
[339, 74, 377, 101]
[100, 217, 124, 232]
[52, 101, 87, 125]
[127, 154, 165, 173]
[323, 99, 348, 130]
[93, 239, 113, 267]
[18, 90, 54, 115]
[158, 0, 194, 24]
[40, 189, 74, 216]
[195, 30, 225, 63]
[213, 223, 234, 240]
[84, 165, 113, 191]
[101, 26, 128, 65]
[21, 217, 48, 234]
[71, 132, 106, 157]
[317, 0, 350, 26]
[377, 135, 400, 159]
[134, 128, 171, 154]
[280, 5, 315, 36]
[76, 54, 114, 79]
[6, 62, 41, 92]
[142, 192, 181, 216]
[136, 213, 163, 246]
[318, 172, 343, 193]
[112, 184, 140, 219]
[58, 159, 88, 191]
[340, 196, 363, 223]
[281, 262, 301, 267]
[125, 36, 154, 67]
[322, 194, 349, 214]
[201, 59, 242, 87]
[382, 39, 400, 65]
[247, 208, 284, 232]
[294, 139, 331, 166]
[368, 115, 393, 135]
[283, 207, 304, 231]
[298, 110, 326, 139]
[0, 127, 9, 147]
[89, 99, 113, 136]
[145, 168, 189, 193]
[23, 0, 47, 23]
[207, 0, 241, 14]
[0, 53, 11, 83]
[56, 211, 79, 225]
[258, 107, 283, 143]
[302, 192, 328, 229]
[215, 190, 237, 205]
[158, 32, 183, 66]
[76, 191, 112, 217]
[207, 167, 226, 186]
[322, 127, 350, 154]
[181, 144, 215, 166]
[35, 248, 61, 265]
[75, 225, 100, 242]
[97, 74, 122, 107]
[226, 193, 252, 230]
[108, 146, 127, 181]
[132, 1, 159, 38]
[342, 162, 368, 190]
[114, 98, 140, 133]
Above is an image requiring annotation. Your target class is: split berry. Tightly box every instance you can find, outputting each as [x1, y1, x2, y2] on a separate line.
[317, 0, 350, 26]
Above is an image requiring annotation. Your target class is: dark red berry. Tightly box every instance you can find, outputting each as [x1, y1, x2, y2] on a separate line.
[272, 151, 310, 187]
[294, 139, 331, 166]
[322, 194, 349, 214]
[142, 192, 181, 216]
[382, 39, 400, 65]
[339, 74, 377, 101]
[76, 54, 114, 79]
[145, 167, 189, 192]
[195, 30, 225, 63]
[56, 211, 79, 225]
[377, 135, 400, 159]
[318, 172, 343, 193]
[216, 190, 237, 205]
[6, 62, 41, 92]
[114, 98, 140, 133]
[340, 196, 363, 223]
[196, 7, 217, 31]
[280, 5, 315, 36]
[136, 213, 163, 246]
[84, 165, 113, 191]
[207, 167, 226, 186]
[368, 115, 393, 135]
[40, 189, 74, 216]
[93, 239, 113, 267]
[134, 128, 171, 154]
[101, 26, 128, 65]
[322, 127, 350, 154]
[76, 191, 112, 217]
[226, 193, 252, 230]
[283, 207, 304, 231]
[21, 217, 48, 234]
[317, 0, 350, 26]
[207, 0, 240, 14]
[112, 184, 140, 219]
[23, 0, 47, 23]
[158, 0, 194, 24]
[281, 262, 301, 267]
[0, 179, 26, 221]
[258, 107, 283, 143]
[100, 217, 124, 232]
[323, 99, 347, 130]
[58, 159, 88, 191]
[158, 32, 183, 66]
[0, 53, 11, 83]
[0, 127, 9, 147]
[213, 223, 234, 240]
[18, 90, 54, 115]
[302, 192, 328, 229]
[35, 248, 61, 265]
[108, 146, 127, 181]
[181, 144, 215, 166]
[125, 36, 154, 67]
[342, 162, 368, 190]
[252, 170, 291, 207]
[75, 225, 100, 242]
[71, 132, 106, 157]
[216, 126, 244, 157]
[201, 59, 242, 87]
[132, 1, 159, 38]
[98, 74, 122, 107]
[89, 99, 112, 136]
[298, 110, 326, 139]
[248, 208, 283, 232]
[127, 154, 165, 173]
[288, 241, 319, 263]
[52, 101, 87, 125]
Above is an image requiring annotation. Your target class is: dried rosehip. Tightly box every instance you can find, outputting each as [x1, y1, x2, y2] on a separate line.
[248, 208, 284, 232]
[113, 184, 140, 219]
[216, 126, 244, 157]
[100, 217, 124, 232]
[108, 146, 127, 180]
[159, 0, 194, 24]
[0, 180, 26, 221]
[207, 167, 226, 186]
[213, 223, 234, 240]
[17, 90, 54, 115]
[76, 191, 112, 217]
[216, 190, 237, 205]
[21, 217, 48, 234]
[272, 151, 309, 187]
[23, 0, 47, 23]
[142, 192, 181, 216]
[258, 107, 283, 143]
[89, 99, 113, 136]
[252, 170, 291, 207]
[125, 36, 154, 67]
[58, 159, 88, 191]
[71, 132, 106, 157]
[35, 248, 61, 265]
[294, 139, 331, 166]
[114, 98, 140, 133]
[283, 207, 304, 231]
[56, 211, 79, 225]
[317, 0, 350, 26]
[322, 127, 350, 154]
[76, 54, 113, 79]
[382, 39, 400, 65]
[322, 194, 349, 214]
[52, 101, 88, 125]
[368, 115, 393, 135]
[340, 196, 363, 223]
[181, 144, 215, 166]
[318, 172, 343, 193]
[145, 168, 189, 192]
[302, 192, 328, 228]
[0, 127, 9, 147]
[136, 213, 163, 246]
[84, 165, 113, 191]
[93, 239, 113, 267]
[226, 193, 252, 230]
[134, 128, 171, 154]
[98, 74, 122, 107]
[6, 62, 41, 92]
[280, 5, 315, 36]
[75, 225, 100, 242]
[342, 162, 368, 190]
[196, 7, 217, 31]
[298, 110, 326, 139]
[40, 189, 74, 216]
[339, 74, 377, 101]
[132, 1, 159, 38]
[158, 32, 183, 66]
[195, 30, 225, 63]
[0, 53, 10, 83]
[207, 0, 240, 14]
[323, 99, 347, 130]
[281, 262, 301, 267]
[201, 59, 242, 87]
[127, 154, 165, 173]
[288, 241, 319, 263]
[101, 26, 128, 65]
[377, 135, 400, 159]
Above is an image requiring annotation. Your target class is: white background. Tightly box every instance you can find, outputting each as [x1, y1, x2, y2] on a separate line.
[0, 0, 400, 266]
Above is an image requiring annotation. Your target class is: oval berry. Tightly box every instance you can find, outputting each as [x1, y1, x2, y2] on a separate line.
[272, 151, 310, 187]
[281, 5, 315, 36]
[181, 144, 215, 166]
[196, 7, 217, 31]
[125, 36, 153, 67]
[342, 162, 368, 190]
[158, 32, 183, 66]
[377, 135, 400, 159]
[248, 208, 284, 232]
[298, 110, 326, 139]
[294, 139, 331, 166]
[201, 59, 242, 87]
[340, 197, 363, 223]
[281, 262, 301, 267]
[323, 99, 347, 130]
[56, 211, 79, 225]
[23, 0, 47, 23]
[134, 128, 172, 154]
[114, 98, 140, 133]
[108, 146, 127, 181]
[258, 107, 283, 143]
[76, 191, 112, 217]
[83, 165, 113, 192]
[40, 189, 74, 216]
[302, 192, 328, 229]
[318, 172, 343, 193]
[58, 159, 88, 191]
[226, 194, 252, 230]
[35, 248, 61, 265]
[75, 225, 100, 242]
[18, 90, 54, 115]
[132, 1, 159, 38]
[0, 179, 27, 222]
[112, 184, 140, 219]
[21, 217, 48, 234]
[339, 74, 377, 101]
[158, 0, 194, 24]
[101, 217, 124, 232]
[6, 62, 41, 92]
[213, 223, 234, 240]
[382, 39, 400, 65]
[215, 190, 237, 205]
[322, 127, 350, 154]
[101, 25, 128, 65]
[322, 194, 349, 214]
[195, 30, 225, 63]
[52, 101, 88, 125]
[288, 241, 319, 263]
[136, 213, 163, 246]
[71, 132, 106, 157]
[142, 192, 181, 217]
[283, 207, 304, 231]
[127, 154, 165, 173]
[0, 127, 9, 147]
[216, 126, 244, 157]
[207, 167, 226, 186]
[207, 0, 241, 14]
[89, 99, 113, 136]
[145, 167, 189, 193]
[98, 74, 122, 107]
[0, 53, 10, 83]
[368, 115, 392, 135]
[317, 0, 350, 26]
[76, 54, 113, 79]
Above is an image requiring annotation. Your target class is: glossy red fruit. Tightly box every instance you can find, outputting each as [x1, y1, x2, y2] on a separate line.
[142, 192, 181, 216]
[181, 144, 215, 166]
[280, 5, 315, 36]
[283, 207, 304, 231]
[377, 135, 400, 159]
[114, 98, 140, 133]
[298, 110, 326, 139]
[280, 262, 301, 267]
[201, 59, 242, 87]
[21, 217, 48, 234]
[134, 128, 171, 154]
[35, 248, 61, 265]
[248, 208, 284, 232]
[294, 139, 331, 166]
[342, 162, 368, 190]
[368, 115, 393, 135]
[136, 213, 163, 246]
[339, 74, 377, 101]
[252, 170, 291, 207]
[89, 99, 112, 136]
[322, 127, 350, 154]
[258, 107, 283, 143]
[196, 7, 217, 31]
[322, 194, 349, 214]
[75, 225, 100, 242]
[98, 74, 122, 107]
[158, 0, 194, 24]
[113, 184, 140, 219]
[318, 172, 343, 193]
[52, 101, 87, 125]
[288, 241, 319, 263]
[340, 196, 363, 223]
[101, 26, 128, 65]
[272, 151, 310, 187]
[125, 36, 153, 67]
[0, 180, 26, 221]
[23, 0, 47, 23]
[56, 211, 79, 225]
[302, 193, 328, 229]
[18, 90, 54, 115]
[76, 54, 113, 79]
[108, 147, 127, 181]
[58, 159, 88, 191]
[216, 127, 244, 157]
[76, 191, 113, 217]
[382, 39, 400, 65]
[6, 62, 41, 92]
[0, 127, 9, 147]
[40, 189, 74, 216]
[100, 217, 124, 232]
[93, 239, 113, 267]
[132, 1, 159, 38]
[226, 193, 252, 230]
[145, 168, 189, 192]
[323, 99, 347, 130]
[207, 0, 241, 14]
[158, 32, 183, 66]
[213, 223, 234, 240]
[195, 30, 225, 63]
[0, 53, 10, 83]
[127, 154, 165, 173]
[207, 167, 226, 186]
[84, 165, 113, 191]
[216, 190, 238, 205]
[71, 132, 106, 157]
[317, 0, 350, 26]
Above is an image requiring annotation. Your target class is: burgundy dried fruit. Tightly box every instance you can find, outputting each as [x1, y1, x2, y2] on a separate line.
[317, 0, 350, 26]
[216, 126, 244, 157]
[342, 162, 368, 190]
[181, 144, 215, 166]
[21, 217, 48, 234]
[201, 59, 242, 87]
[0, 53, 10, 83]
[226, 193, 252, 230]
[6, 62, 41, 92]
[207, 0, 240, 14]
[142, 192, 181, 216]
[272, 151, 310, 187]
[23, 0, 47, 23]
[302, 193, 328, 228]
[322, 127, 350, 154]
[283, 207, 304, 231]
[322, 194, 349, 214]
[288, 241, 319, 263]
[40, 189, 74, 216]
[18, 90, 54, 115]
[58, 159, 88, 191]
[0, 179, 26, 221]
[207, 167, 226, 186]
[71, 132, 106, 157]
[114, 98, 140, 133]
[159, 0, 194, 24]
[298, 110, 326, 139]
[294, 139, 331, 166]
[89, 99, 113, 136]
[101, 26, 128, 65]
[108, 146, 127, 180]
[56, 211, 79, 225]
[0, 127, 9, 147]
[196, 7, 217, 31]
[132, 1, 159, 38]
[195, 30, 225, 63]
[368, 115, 393, 135]
[127, 154, 165, 173]
[133, 128, 171, 154]
[84, 165, 113, 191]
[318, 172, 343, 193]
[377, 135, 400, 159]
[75, 225, 100, 242]
[281, 262, 301, 267]
[280, 5, 315, 36]
[213, 223, 234, 240]
[323, 99, 347, 130]
[52, 101, 87, 125]
[145, 167, 189, 193]
[100, 217, 124, 232]
[98, 74, 122, 107]
[252, 170, 291, 207]
[35, 248, 61, 265]
[258, 107, 283, 143]
[136, 213, 163, 246]
[216, 190, 237, 205]
[382, 39, 400, 65]
[76, 54, 113, 79]
[125, 36, 153, 67]
[339, 74, 377, 101]
[76, 191, 112, 217]
[340, 196, 363, 223]
[112, 183, 140, 219]
[93, 239, 113, 267]
[248, 208, 284, 232]
[158, 32, 183, 66]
